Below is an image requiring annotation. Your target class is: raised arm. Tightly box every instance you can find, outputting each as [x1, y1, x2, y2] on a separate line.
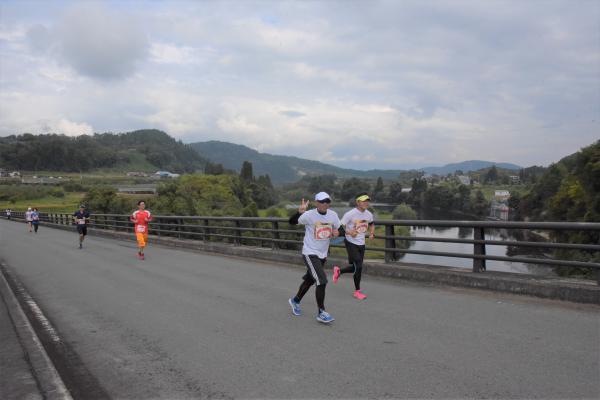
[288, 198, 309, 225]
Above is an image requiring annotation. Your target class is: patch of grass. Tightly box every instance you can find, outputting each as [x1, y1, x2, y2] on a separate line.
[0, 192, 85, 213]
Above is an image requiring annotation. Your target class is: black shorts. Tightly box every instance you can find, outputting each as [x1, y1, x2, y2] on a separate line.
[77, 225, 87, 236]
[302, 254, 328, 286]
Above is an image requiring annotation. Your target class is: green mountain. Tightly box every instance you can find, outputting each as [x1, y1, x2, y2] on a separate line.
[0, 130, 207, 173]
[189, 140, 522, 184]
[189, 141, 403, 183]
[422, 160, 521, 175]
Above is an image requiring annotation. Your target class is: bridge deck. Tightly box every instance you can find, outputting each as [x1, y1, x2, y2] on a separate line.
[0, 219, 598, 398]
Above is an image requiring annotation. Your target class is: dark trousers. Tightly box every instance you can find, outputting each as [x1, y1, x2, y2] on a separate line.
[339, 239, 366, 290]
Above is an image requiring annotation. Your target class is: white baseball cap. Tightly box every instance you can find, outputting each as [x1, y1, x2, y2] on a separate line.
[314, 192, 331, 202]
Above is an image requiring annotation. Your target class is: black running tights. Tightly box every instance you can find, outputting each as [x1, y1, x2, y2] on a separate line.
[340, 241, 365, 290]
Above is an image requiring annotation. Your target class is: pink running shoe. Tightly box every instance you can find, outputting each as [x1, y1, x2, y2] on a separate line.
[333, 266, 341, 284]
[353, 290, 367, 300]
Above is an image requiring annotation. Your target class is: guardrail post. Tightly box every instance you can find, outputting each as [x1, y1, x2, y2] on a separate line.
[234, 220, 242, 245]
[203, 219, 209, 241]
[473, 227, 486, 272]
[385, 224, 397, 262]
[178, 218, 183, 239]
[272, 221, 280, 250]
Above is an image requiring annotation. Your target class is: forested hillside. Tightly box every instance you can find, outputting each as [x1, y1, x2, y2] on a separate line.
[0, 130, 206, 173]
[515, 141, 599, 223]
[190, 141, 405, 183]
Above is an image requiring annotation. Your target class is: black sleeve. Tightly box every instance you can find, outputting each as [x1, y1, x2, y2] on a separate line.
[288, 212, 301, 225]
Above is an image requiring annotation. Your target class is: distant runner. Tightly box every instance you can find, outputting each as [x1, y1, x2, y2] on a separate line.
[25, 207, 33, 232]
[31, 207, 40, 233]
[333, 193, 375, 300]
[5, 208, 11, 220]
[288, 192, 341, 324]
[73, 205, 90, 249]
[130, 200, 152, 260]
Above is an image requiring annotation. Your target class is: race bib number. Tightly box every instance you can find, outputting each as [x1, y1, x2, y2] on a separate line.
[314, 223, 333, 240]
[136, 225, 147, 233]
[354, 220, 369, 234]
[77, 219, 86, 225]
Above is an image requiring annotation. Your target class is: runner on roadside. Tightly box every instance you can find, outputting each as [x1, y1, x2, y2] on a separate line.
[73, 205, 90, 249]
[130, 200, 152, 260]
[288, 192, 341, 324]
[25, 207, 33, 232]
[31, 207, 40, 233]
[5, 208, 11, 220]
[333, 192, 375, 300]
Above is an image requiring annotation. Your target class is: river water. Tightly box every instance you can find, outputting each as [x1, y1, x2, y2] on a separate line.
[332, 206, 555, 276]
[399, 225, 553, 275]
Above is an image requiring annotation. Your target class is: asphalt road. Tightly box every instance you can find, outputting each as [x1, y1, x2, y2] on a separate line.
[1, 218, 599, 399]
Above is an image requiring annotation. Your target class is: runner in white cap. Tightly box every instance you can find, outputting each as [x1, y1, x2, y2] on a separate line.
[25, 207, 33, 232]
[288, 192, 341, 324]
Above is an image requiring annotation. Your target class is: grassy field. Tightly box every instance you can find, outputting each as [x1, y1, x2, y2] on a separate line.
[0, 192, 85, 213]
[477, 184, 530, 200]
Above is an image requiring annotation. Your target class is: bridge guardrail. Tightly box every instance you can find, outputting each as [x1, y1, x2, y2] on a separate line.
[7, 211, 600, 284]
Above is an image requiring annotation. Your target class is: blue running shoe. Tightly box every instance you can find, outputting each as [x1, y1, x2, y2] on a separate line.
[316, 310, 334, 324]
[289, 298, 301, 316]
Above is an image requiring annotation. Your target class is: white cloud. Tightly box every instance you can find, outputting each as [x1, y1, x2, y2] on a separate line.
[53, 118, 94, 136]
[0, 0, 598, 168]
[150, 42, 206, 65]
[23, 3, 148, 80]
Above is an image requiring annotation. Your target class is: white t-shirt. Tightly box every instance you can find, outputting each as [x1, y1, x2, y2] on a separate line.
[298, 209, 341, 259]
[341, 208, 374, 246]
[25, 211, 33, 221]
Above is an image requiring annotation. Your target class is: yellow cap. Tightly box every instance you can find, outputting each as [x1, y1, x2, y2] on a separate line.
[356, 194, 370, 202]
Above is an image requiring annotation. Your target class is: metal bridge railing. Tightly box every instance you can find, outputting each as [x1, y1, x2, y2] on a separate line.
[7, 211, 600, 284]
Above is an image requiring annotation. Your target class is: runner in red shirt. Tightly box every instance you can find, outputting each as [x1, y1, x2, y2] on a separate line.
[130, 200, 152, 260]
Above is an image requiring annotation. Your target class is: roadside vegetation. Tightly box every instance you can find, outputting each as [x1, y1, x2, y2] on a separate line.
[2, 140, 596, 277]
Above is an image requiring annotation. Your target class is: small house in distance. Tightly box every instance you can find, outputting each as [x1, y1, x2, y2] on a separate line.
[457, 175, 471, 185]
[494, 190, 510, 201]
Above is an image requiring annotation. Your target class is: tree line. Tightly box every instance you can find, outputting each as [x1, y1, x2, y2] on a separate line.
[0, 130, 206, 173]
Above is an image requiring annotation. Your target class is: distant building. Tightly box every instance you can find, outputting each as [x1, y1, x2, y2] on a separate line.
[489, 202, 509, 221]
[457, 175, 471, 185]
[489, 190, 511, 220]
[509, 175, 520, 183]
[21, 176, 64, 185]
[494, 190, 510, 201]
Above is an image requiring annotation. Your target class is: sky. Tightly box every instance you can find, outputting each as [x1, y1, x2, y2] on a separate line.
[0, 0, 598, 170]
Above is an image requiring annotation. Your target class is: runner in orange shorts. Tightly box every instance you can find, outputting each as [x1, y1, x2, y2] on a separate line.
[130, 200, 152, 260]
